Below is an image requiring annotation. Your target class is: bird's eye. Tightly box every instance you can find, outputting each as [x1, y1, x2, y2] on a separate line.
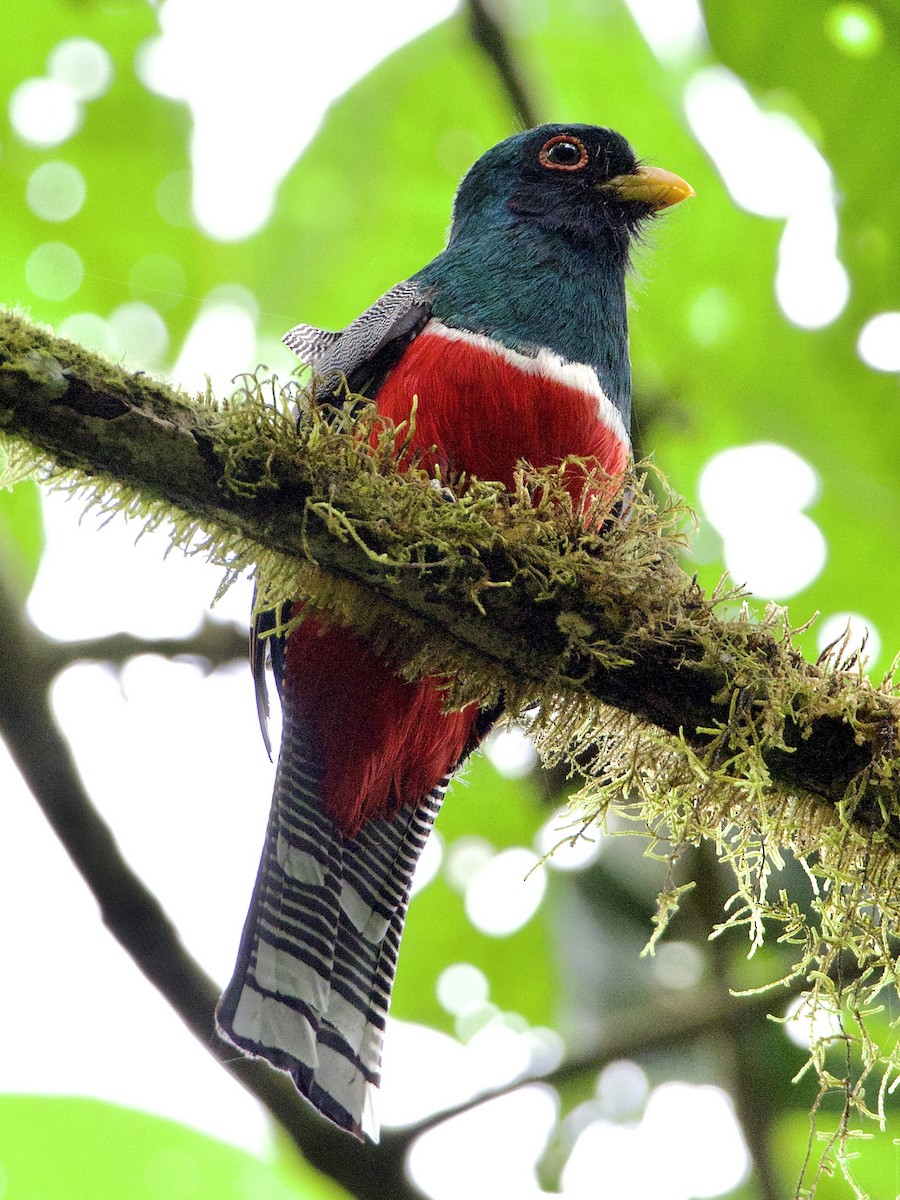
[539, 135, 589, 172]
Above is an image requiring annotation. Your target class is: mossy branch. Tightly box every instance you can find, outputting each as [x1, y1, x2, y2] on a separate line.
[4, 306, 900, 1174]
[1, 307, 897, 829]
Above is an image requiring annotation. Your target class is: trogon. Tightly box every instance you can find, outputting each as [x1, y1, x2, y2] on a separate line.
[216, 124, 692, 1138]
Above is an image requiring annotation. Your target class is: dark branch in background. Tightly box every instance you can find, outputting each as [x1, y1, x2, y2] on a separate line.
[466, 0, 542, 128]
[403, 972, 808, 1140]
[2, 310, 898, 835]
[39, 615, 248, 676]
[0, 570, 423, 1200]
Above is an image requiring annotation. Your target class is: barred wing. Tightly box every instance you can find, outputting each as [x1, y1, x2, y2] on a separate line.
[283, 280, 432, 401]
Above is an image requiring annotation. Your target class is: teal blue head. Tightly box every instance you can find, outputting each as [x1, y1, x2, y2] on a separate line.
[448, 124, 692, 260]
[418, 124, 693, 425]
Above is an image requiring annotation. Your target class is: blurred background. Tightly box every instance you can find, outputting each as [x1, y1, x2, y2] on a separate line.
[2, 1, 899, 1197]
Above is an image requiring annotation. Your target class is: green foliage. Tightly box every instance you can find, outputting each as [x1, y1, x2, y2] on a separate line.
[240, 20, 514, 331]
[0, 1096, 345, 1200]
[396, 756, 554, 1031]
[0, 478, 43, 597]
[1, 0, 198, 358]
[774, 1108, 900, 1200]
[3, 0, 900, 1196]
[699, 0, 900, 677]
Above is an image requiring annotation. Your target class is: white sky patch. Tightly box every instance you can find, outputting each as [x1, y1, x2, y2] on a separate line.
[623, 0, 707, 62]
[857, 311, 900, 371]
[171, 301, 259, 396]
[563, 1082, 750, 1199]
[138, 0, 458, 240]
[701, 442, 820, 513]
[58, 313, 115, 361]
[48, 37, 115, 100]
[379, 1021, 474, 1126]
[28, 489, 251, 640]
[436, 963, 491, 1016]
[444, 835, 494, 892]
[409, 829, 443, 897]
[108, 301, 170, 371]
[379, 1018, 556, 1132]
[407, 1085, 558, 1199]
[464, 847, 546, 936]
[25, 241, 84, 302]
[816, 610, 881, 667]
[684, 67, 848, 329]
[649, 940, 705, 990]
[8, 77, 83, 146]
[10, 37, 110, 151]
[597, 1060, 649, 1120]
[26, 160, 87, 222]
[776, 200, 850, 328]
[784, 994, 843, 1050]
[483, 724, 538, 778]
[698, 442, 826, 598]
[464, 1016, 534, 1085]
[721, 512, 826, 599]
[536, 814, 604, 871]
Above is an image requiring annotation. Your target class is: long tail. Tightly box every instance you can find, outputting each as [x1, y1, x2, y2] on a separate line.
[216, 701, 446, 1139]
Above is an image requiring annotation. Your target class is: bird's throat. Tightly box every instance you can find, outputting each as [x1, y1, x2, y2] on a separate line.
[416, 221, 633, 427]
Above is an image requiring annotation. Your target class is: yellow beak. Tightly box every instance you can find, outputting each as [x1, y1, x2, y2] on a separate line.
[600, 165, 695, 210]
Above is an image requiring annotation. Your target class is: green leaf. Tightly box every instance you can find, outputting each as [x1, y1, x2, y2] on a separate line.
[773, 1107, 900, 1198]
[0, 482, 44, 598]
[0, 1095, 346, 1200]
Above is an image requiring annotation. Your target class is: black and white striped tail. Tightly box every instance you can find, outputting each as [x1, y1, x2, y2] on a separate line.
[216, 704, 446, 1140]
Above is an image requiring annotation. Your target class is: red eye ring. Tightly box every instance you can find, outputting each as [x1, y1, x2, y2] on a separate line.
[539, 134, 589, 171]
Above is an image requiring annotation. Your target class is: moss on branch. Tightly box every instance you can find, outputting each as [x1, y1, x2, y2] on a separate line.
[4, 305, 900, 1152]
[1, 306, 896, 821]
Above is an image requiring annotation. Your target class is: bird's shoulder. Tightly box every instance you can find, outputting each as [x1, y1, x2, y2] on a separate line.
[283, 280, 434, 400]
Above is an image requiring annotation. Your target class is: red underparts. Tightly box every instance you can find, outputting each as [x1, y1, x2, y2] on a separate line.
[285, 327, 630, 836]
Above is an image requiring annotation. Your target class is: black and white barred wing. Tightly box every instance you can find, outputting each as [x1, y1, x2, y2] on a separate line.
[215, 703, 446, 1140]
[283, 280, 432, 401]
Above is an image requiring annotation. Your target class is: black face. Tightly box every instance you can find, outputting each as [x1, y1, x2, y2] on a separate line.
[507, 125, 650, 249]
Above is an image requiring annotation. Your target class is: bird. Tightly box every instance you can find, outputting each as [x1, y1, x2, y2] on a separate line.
[216, 123, 692, 1139]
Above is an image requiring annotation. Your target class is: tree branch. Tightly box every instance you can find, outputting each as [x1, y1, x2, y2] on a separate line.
[465, 0, 542, 129]
[0, 543, 807, 1191]
[39, 616, 248, 676]
[4, 305, 900, 1191]
[2, 308, 897, 841]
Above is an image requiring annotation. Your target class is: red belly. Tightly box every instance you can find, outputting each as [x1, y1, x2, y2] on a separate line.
[287, 325, 629, 836]
[374, 325, 629, 487]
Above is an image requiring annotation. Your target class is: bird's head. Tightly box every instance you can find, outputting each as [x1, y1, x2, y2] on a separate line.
[448, 123, 693, 258]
